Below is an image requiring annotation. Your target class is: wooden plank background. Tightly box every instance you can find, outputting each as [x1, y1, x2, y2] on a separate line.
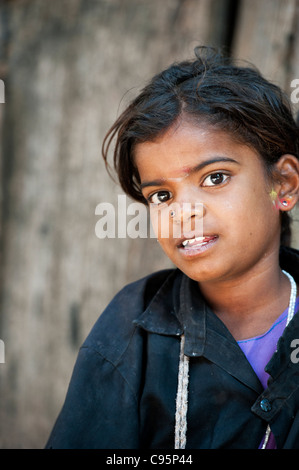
[0, 0, 298, 448]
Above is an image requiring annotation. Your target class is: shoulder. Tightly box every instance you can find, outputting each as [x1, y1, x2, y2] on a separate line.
[82, 268, 177, 362]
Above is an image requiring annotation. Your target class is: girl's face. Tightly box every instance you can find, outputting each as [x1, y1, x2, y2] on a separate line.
[134, 120, 282, 284]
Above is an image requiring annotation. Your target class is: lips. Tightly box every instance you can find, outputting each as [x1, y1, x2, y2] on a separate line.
[177, 234, 218, 255]
[178, 234, 217, 247]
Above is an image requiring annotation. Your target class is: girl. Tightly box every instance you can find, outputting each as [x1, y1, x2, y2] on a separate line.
[46, 47, 299, 449]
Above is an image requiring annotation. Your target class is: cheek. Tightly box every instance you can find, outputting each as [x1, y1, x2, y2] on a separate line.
[223, 193, 279, 244]
[214, 186, 276, 234]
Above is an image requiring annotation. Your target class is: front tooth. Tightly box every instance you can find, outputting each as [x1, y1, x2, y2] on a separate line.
[182, 237, 203, 246]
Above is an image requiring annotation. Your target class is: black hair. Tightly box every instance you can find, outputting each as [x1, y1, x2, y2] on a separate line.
[102, 46, 299, 246]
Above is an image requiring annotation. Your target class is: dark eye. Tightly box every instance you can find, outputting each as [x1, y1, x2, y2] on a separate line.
[203, 172, 229, 187]
[149, 191, 172, 205]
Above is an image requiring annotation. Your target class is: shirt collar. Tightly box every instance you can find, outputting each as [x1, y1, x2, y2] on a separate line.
[133, 269, 183, 337]
[135, 246, 299, 335]
[133, 267, 209, 346]
[135, 268, 263, 392]
[133, 264, 247, 359]
[134, 246, 299, 394]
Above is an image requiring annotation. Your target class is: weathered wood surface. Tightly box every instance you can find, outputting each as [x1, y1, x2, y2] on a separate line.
[232, 0, 299, 244]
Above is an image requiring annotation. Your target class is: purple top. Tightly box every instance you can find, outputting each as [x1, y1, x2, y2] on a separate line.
[238, 297, 299, 449]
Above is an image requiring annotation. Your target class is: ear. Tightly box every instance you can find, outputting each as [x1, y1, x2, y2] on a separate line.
[273, 154, 299, 211]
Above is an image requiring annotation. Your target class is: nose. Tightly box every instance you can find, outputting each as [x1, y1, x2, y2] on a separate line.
[170, 202, 205, 221]
[171, 182, 206, 224]
[170, 201, 205, 237]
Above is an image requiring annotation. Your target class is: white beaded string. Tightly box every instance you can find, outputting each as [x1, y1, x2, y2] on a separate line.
[174, 335, 189, 449]
[175, 270, 297, 450]
[261, 270, 297, 449]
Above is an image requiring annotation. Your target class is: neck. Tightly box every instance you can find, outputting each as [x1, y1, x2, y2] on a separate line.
[198, 254, 292, 340]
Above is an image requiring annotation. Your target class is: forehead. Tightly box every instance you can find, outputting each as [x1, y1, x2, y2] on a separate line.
[134, 121, 262, 180]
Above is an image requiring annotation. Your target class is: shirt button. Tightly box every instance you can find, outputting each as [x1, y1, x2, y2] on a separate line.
[260, 398, 272, 412]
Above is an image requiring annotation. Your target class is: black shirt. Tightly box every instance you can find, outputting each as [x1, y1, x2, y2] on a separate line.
[46, 246, 299, 449]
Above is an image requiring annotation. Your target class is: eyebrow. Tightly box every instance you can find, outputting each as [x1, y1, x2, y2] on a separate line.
[139, 156, 240, 190]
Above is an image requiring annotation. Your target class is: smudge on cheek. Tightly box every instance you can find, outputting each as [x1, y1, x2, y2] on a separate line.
[269, 188, 280, 210]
